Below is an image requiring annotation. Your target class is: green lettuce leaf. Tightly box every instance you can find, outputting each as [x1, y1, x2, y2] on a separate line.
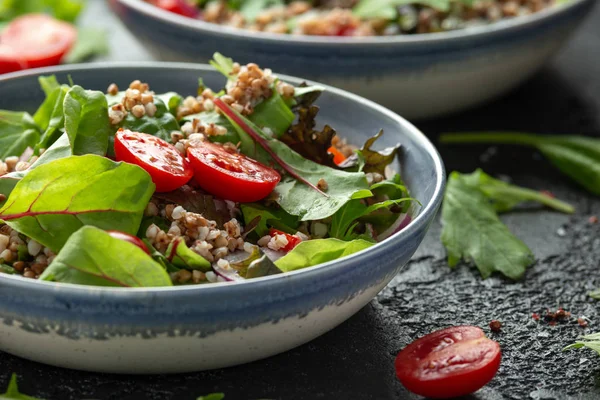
[40, 226, 172, 287]
[0, 154, 154, 252]
[230, 246, 282, 278]
[34, 84, 70, 154]
[240, 203, 298, 237]
[63, 85, 111, 156]
[275, 238, 373, 272]
[116, 97, 180, 142]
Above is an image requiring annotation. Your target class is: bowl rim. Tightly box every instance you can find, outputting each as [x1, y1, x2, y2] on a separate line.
[0, 61, 445, 296]
[113, 0, 590, 47]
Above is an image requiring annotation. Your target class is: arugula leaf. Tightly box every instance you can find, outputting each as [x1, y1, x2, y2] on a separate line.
[166, 237, 211, 271]
[63, 27, 109, 64]
[0, 155, 154, 252]
[40, 226, 172, 287]
[0, 373, 43, 400]
[216, 99, 372, 221]
[461, 169, 574, 214]
[117, 97, 180, 142]
[240, 203, 298, 237]
[281, 104, 337, 167]
[360, 130, 400, 175]
[275, 238, 373, 272]
[440, 132, 600, 196]
[0, 110, 40, 160]
[63, 85, 111, 156]
[564, 333, 600, 356]
[441, 171, 535, 280]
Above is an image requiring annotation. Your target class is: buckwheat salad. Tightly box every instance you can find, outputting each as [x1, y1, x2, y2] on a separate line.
[0, 53, 413, 287]
[145, 0, 566, 36]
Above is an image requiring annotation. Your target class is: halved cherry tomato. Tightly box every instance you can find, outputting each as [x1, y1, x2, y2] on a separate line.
[114, 129, 193, 193]
[150, 0, 199, 17]
[327, 146, 347, 165]
[269, 228, 301, 252]
[0, 45, 28, 74]
[187, 141, 281, 203]
[395, 326, 501, 399]
[107, 230, 150, 254]
[1, 14, 77, 69]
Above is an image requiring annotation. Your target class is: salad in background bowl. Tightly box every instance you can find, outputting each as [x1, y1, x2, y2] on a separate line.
[0, 58, 444, 373]
[109, 0, 593, 119]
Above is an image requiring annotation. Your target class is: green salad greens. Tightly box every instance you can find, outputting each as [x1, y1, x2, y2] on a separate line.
[0, 53, 413, 287]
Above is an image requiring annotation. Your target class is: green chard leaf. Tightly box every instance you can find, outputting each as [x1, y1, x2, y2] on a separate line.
[0, 110, 40, 160]
[441, 171, 535, 280]
[40, 226, 172, 287]
[275, 238, 373, 272]
[63, 27, 110, 64]
[0, 155, 155, 252]
[63, 85, 111, 156]
[216, 100, 372, 221]
[0, 373, 43, 400]
[0, 134, 72, 205]
[166, 237, 211, 272]
[440, 132, 600, 196]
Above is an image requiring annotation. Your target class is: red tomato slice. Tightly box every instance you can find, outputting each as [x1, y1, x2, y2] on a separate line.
[151, 0, 199, 17]
[0, 44, 28, 74]
[395, 326, 501, 399]
[327, 146, 347, 165]
[107, 230, 150, 254]
[1, 14, 77, 69]
[187, 141, 281, 203]
[269, 228, 301, 252]
[114, 129, 193, 193]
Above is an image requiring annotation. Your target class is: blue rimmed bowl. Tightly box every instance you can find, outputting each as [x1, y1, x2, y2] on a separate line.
[108, 0, 594, 120]
[0, 63, 444, 374]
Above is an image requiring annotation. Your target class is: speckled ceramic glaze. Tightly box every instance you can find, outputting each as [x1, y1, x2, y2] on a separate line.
[0, 64, 444, 374]
[108, 0, 594, 119]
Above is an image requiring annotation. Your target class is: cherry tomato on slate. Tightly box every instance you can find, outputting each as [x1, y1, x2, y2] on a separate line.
[107, 231, 150, 254]
[269, 228, 301, 252]
[0, 45, 28, 74]
[187, 141, 281, 203]
[1, 14, 77, 69]
[151, 0, 199, 17]
[327, 146, 347, 165]
[114, 129, 193, 193]
[395, 326, 501, 399]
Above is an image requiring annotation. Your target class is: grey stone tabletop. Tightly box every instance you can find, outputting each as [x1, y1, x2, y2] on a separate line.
[2, 2, 600, 399]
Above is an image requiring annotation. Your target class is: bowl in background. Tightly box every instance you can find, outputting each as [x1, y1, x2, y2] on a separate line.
[0, 63, 445, 374]
[109, 0, 594, 120]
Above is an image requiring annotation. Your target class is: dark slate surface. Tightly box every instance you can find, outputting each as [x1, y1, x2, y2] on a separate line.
[1, 2, 600, 399]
